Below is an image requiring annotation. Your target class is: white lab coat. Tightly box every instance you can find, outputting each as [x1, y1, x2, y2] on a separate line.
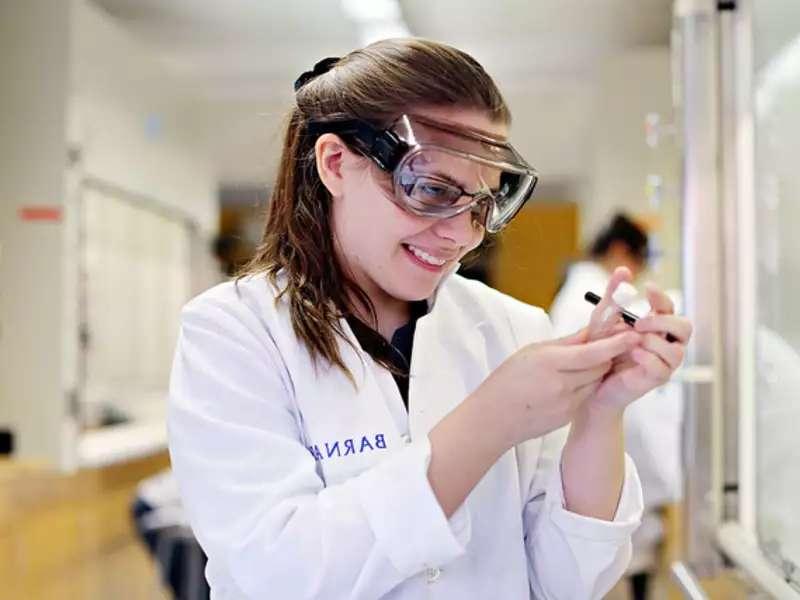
[550, 261, 683, 573]
[168, 270, 644, 599]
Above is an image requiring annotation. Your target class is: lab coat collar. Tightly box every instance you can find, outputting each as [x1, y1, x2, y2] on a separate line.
[332, 260, 461, 389]
[265, 260, 461, 335]
[568, 260, 609, 282]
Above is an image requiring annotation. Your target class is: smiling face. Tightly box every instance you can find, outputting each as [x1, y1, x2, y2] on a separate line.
[315, 106, 508, 319]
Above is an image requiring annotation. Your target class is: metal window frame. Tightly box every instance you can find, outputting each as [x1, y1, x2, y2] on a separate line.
[675, 0, 800, 596]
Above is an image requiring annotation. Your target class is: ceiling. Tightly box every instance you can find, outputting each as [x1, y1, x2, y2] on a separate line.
[89, 0, 673, 185]
[92, 0, 671, 101]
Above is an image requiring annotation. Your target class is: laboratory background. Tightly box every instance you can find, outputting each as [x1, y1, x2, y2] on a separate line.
[1, 0, 798, 598]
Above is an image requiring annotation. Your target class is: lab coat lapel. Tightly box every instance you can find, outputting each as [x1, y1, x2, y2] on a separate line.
[407, 287, 490, 438]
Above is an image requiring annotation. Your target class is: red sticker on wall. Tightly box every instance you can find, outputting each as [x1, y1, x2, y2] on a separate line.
[18, 206, 62, 222]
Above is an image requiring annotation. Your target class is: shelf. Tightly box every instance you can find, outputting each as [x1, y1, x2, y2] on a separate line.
[77, 420, 167, 469]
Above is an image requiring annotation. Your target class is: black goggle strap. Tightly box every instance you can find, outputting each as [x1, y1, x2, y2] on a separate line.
[306, 119, 408, 171]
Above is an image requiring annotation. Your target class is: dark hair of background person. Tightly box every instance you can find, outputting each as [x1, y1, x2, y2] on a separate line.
[589, 212, 649, 263]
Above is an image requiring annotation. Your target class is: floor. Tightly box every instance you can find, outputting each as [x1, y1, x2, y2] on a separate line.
[14, 535, 169, 600]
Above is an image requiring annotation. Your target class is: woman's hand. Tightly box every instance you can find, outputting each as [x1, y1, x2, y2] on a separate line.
[429, 328, 637, 518]
[586, 267, 693, 417]
[472, 327, 640, 449]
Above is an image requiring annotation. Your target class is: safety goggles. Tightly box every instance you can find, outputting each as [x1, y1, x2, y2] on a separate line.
[307, 114, 539, 233]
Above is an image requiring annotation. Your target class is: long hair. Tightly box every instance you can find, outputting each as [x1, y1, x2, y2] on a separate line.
[239, 38, 511, 379]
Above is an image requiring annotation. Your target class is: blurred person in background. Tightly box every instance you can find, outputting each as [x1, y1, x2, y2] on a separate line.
[212, 234, 240, 277]
[132, 469, 210, 599]
[550, 213, 683, 600]
[551, 213, 650, 318]
[167, 40, 691, 599]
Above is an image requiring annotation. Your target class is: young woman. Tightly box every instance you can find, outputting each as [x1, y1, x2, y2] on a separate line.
[168, 39, 692, 599]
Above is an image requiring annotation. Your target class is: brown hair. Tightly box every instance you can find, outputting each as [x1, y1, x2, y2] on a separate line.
[239, 38, 510, 378]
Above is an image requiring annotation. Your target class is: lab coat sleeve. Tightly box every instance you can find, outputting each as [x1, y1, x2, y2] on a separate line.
[520, 432, 643, 599]
[167, 296, 470, 599]
[501, 294, 644, 599]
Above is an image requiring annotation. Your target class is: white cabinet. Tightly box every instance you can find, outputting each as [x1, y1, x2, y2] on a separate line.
[73, 179, 195, 468]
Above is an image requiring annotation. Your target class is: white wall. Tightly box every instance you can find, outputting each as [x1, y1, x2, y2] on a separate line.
[201, 80, 597, 200]
[66, 0, 219, 464]
[69, 0, 217, 233]
[0, 0, 71, 462]
[0, 0, 219, 465]
[506, 81, 596, 185]
[587, 47, 681, 288]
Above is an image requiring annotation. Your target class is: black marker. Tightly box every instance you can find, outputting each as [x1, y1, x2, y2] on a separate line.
[584, 291, 677, 343]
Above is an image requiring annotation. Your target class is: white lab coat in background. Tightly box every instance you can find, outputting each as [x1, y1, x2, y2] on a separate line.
[168, 271, 644, 600]
[550, 261, 683, 574]
[135, 469, 189, 531]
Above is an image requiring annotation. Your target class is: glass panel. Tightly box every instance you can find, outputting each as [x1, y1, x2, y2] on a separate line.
[753, 0, 800, 580]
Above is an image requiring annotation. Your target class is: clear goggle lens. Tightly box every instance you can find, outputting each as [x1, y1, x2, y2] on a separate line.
[392, 148, 536, 232]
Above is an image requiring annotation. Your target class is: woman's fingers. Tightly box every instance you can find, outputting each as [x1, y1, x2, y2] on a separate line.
[587, 267, 632, 339]
[556, 331, 640, 369]
[555, 327, 589, 346]
[563, 362, 611, 390]
[645, 282, 675, 315]
[608, 321, 632, 336]
[630, 346, 671, 382]
[641, 332, 685, 370]
[634, 313, 693, 344]
[605, 267, 633, 299]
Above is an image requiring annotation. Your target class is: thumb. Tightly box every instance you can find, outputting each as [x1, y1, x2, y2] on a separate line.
[553, 327, 589, 346]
